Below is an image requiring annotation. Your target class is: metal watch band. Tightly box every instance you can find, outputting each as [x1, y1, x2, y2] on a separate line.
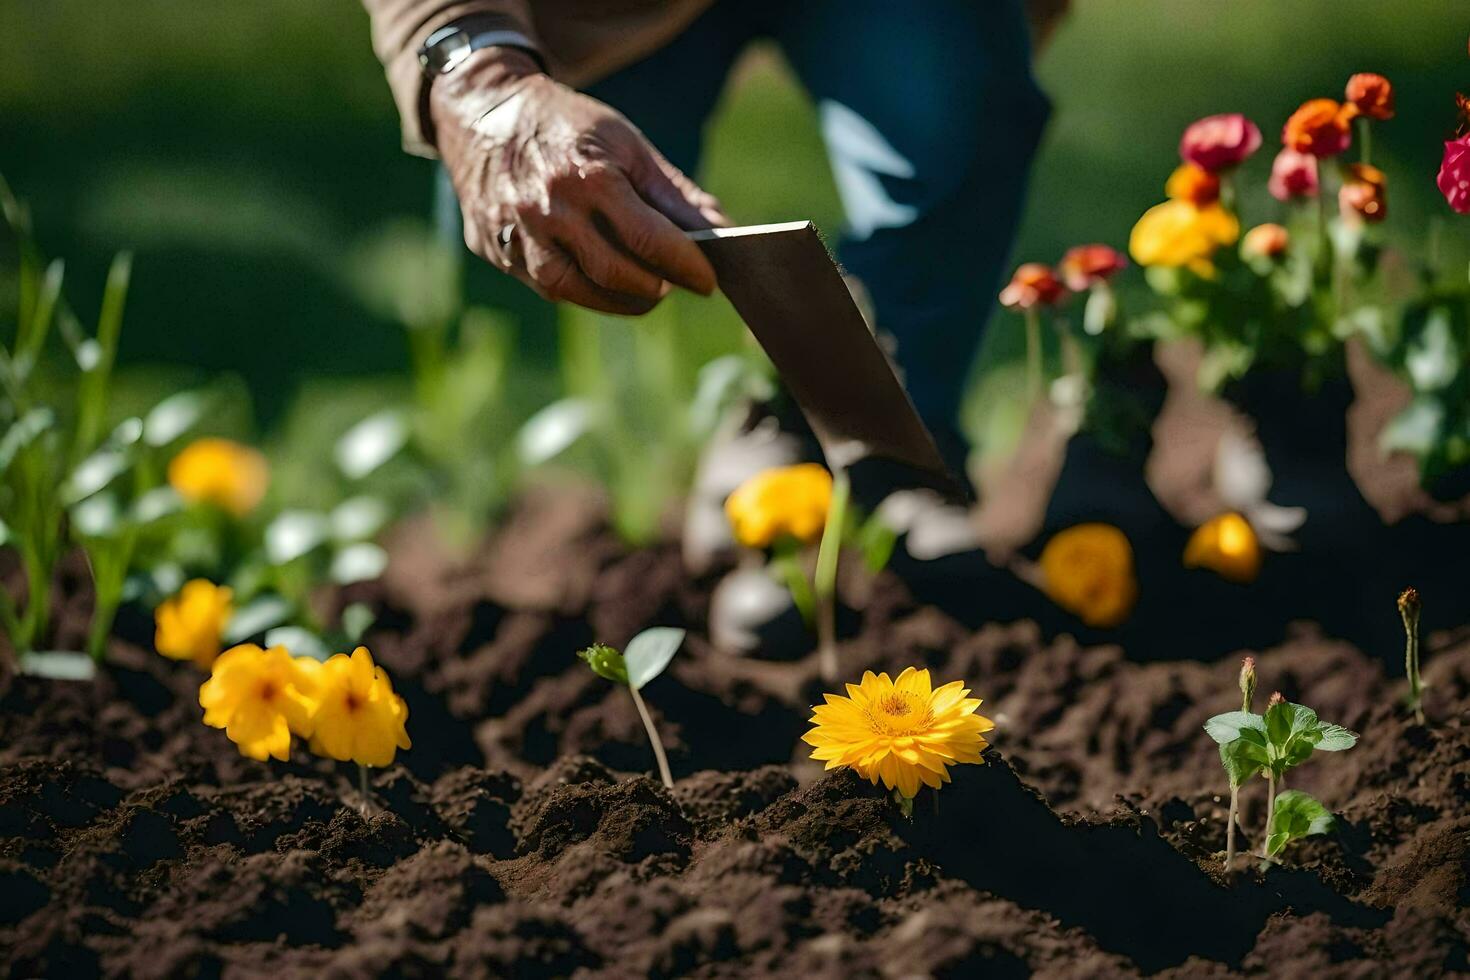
[418, 24, 543, 77]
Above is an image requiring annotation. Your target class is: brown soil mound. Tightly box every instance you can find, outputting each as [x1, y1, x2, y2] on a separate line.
[2, 488, 1468, 976]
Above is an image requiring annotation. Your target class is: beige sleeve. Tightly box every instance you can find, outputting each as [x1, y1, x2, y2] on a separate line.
[360, 0, 543, 157]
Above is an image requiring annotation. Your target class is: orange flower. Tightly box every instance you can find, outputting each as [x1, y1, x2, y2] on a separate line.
[1344, 73, 1394, 121]
[1282, 99, 1354, 158]
[1339, 162, 1387, 223]
[1240, 223, 1289, 262]
[1038, 524, 1138, 629]
[1058, 244, 1127, 291]
[999, 263, 1067, 310]
[1165, 163, 1220, 206]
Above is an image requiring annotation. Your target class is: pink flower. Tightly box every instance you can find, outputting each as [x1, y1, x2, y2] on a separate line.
[1437, 136, 1470, 215]
[1179, 114, 1263, 172]
[1268, 149, 1319, 202]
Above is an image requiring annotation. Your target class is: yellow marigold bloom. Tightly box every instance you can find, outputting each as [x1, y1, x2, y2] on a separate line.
[1128, 199, 1239, 279]
[308, 647, 411, 768]
[803, 667, 993, 799]
[1184, 512, 1261, 584]
[724, 463, 833, 549]
[168, 437, 269, 516]
[155, 579, 233, 668]
[1039, 523, 1138, 628]
[199, 644, 320, 762]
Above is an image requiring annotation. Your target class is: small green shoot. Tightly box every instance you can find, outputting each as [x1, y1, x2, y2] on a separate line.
[1266, 789, 1335, 858]
[1205, 681, 1356, 869]
[1397, 587, 1424, 725]
[578, 627, 686, 789]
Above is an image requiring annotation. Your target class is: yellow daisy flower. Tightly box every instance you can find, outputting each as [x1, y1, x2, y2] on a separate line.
[1128, 198, 1240, 278]
[168, 437, 269, 516]
[199, 644, 319, 762]
[308, 647, 411, 768]
[802, 667, 994, 800]
[155, 579, 233, 668]
[724, 463, 833, 549]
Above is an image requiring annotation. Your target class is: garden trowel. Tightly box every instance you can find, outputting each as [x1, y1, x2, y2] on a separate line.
[689, 221, 966, 501]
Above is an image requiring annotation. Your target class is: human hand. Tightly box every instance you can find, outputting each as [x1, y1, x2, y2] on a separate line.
[431, 48, 729, 315]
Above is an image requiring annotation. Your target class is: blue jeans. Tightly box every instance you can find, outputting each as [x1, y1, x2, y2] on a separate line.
[586, 0, 1051, 449]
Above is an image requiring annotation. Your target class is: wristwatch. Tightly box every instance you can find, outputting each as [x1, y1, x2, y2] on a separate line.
[418, 20, 544, 78]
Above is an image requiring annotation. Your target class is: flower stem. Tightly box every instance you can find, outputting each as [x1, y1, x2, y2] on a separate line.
[1260, 772, 1277, 860]
[629, 683, 674, 790]
[1024, 308, 1042, 403]
[358, 764, 372, 816]
[813, 469, 850, 685]
[1357, 117, 1372, 167]
[1406, 618, 1424, 727]
[1225, 784, 1239, 871]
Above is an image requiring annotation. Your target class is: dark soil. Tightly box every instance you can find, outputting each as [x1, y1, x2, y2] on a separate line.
[3, 486, 1470, 977]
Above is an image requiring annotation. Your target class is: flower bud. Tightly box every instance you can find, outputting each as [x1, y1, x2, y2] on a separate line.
[1397, 586, 1421, 629]
[1239, 656, 1257, 712]
[1165, 162, 1220, 206]
[1267, 690, 1285, 707]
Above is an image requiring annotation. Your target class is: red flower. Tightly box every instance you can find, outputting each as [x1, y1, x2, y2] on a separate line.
[1058, 245, 1127, 292]
[999, 263, 1067, 310]
[1437, 136, 1470, 214]
[1282, 99, 1354, 158]
[1339, 163, 1387, 223]
[1179, 113, 1263, 172]
[1267, 149, 1319, 201]
[1344, 73, 1394, 121]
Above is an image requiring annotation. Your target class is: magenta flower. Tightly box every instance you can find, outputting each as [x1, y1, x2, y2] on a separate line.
[1268, 149, 1319, 202]
[1179, 114, 1263, 173]
[1437, 136, 1470, 215]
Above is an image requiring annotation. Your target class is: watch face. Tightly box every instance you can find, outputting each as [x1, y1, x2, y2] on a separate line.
[421, 27, 472, 75]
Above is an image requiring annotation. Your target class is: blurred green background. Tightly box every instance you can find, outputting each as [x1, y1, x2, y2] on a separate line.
[2, 0, 1466, 444]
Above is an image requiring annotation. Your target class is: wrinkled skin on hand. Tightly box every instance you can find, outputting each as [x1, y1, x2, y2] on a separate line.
[431, 48, 728, 315]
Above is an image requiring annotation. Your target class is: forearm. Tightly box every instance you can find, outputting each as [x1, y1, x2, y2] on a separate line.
[360, 0, 543, 156]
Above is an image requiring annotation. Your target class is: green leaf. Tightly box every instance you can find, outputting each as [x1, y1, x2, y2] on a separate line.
[341, 603, 375, 643]
[265, 510, 329, 565]
[329, 542, 388, 585]
[1406, 307, 1458, 392]
[578, 642, 629, 685]
[516, 397, 593, 467]
[62, 447, 132, 505]
[130, 487, 184, 525]
[623, 627, 685, 690]
[18, 650, 97, 681]
[263, 626, 330, 661]
[69, 493, 122, 539]
[223, 594, 293, 645]
[335, 410, 410, 480]
[1204, 710, 1264, 745]
[1381, 397, 1445, 457]
[329, 496, 392, 543]
[1266, 789, 1335, 856]
[143, 390, 210, 447]
[1220, 740, 1263, 788]
[0, 407, 55, 472]
[1313, 723, 1359, 752]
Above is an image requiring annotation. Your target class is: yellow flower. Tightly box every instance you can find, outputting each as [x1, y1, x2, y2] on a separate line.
[1128, 199, 1240, 278]
[308, 647, 411, 768]
[1184, 512, 1261, 583]
[199, 644, 320, 762]
[802, 667, 993, 799]
[1039, 523, 1138, 628]
[724, 463, 833, 549]
[155, 579, 233, 668]
[168, 438, 269, 516]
